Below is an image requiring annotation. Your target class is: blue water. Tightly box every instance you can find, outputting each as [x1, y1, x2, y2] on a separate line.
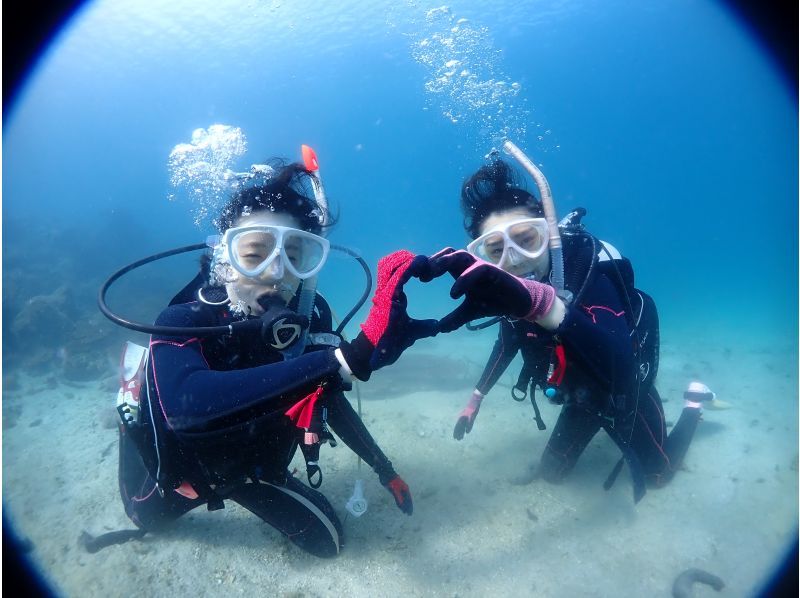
[3, 0, 797, 594]
[4, 0, 796, 342]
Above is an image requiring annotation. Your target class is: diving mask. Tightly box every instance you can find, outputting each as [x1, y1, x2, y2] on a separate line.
[222, 224, 330, 280]
[467, 218, 549, 270]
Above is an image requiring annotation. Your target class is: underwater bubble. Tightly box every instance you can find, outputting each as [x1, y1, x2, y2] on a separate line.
[425, 6, 452, 20]
[167, 124, 248, 228]
[408, 6, 531, 149]
[250, 164, 274, 176]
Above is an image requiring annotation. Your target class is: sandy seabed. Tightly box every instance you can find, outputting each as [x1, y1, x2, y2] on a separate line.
[3, 329, 798, 597]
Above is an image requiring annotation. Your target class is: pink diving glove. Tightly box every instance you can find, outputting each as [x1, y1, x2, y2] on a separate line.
[453, 389, 484, 440]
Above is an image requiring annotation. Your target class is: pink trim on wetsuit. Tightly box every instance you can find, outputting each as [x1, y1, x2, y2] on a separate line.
[480, 323, 507, 390]
[547, 344, 567, 386]
[148, 337, 208, 429]
[149, 337, 210, 370]
[647, 390, 666, 446]
[637, 411, 672, 470]
[132, 482, 158, 502]
[581, 305, 625, 324]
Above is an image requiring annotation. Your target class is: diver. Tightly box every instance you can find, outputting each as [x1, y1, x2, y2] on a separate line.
[422, 144, 720, 502]
[109, 157, 438, 558]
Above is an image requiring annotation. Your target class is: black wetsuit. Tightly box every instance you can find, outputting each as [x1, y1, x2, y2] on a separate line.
[474, 236, 700, 491]
[119, 298, 398, 558]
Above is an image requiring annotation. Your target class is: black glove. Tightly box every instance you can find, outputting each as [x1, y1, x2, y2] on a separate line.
[423, 248, 556, 332]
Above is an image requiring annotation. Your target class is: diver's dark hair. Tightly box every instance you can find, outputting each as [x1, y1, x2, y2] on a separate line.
[217, 158, 336, 234]
[461, 159, 543, 239]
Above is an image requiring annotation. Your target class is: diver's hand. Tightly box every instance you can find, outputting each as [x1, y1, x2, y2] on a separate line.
[425, 248, 556, 332]
[382, 474, 413, 515]
[338, 251, 439, 381]
[453, 390, 484, 440]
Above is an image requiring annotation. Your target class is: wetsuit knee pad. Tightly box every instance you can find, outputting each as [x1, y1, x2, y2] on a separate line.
[230, 477, 344, 558]
[539, 438, 589, 484]
[120, 427, 211, 530]
[538, 452, 568, 484]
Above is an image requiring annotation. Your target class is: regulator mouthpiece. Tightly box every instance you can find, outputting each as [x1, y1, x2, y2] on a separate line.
[257, 297, 308, 351]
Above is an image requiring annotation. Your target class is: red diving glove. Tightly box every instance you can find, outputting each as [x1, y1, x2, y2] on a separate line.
[380, 473, 413, 515]
[338, 250, 439, 381]
[453, 389, 484, 440]
[423, 248, 556, 333]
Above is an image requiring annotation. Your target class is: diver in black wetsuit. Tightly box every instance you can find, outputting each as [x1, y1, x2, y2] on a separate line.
[423, 156, 718, 502]
[116, 158, 438, 557]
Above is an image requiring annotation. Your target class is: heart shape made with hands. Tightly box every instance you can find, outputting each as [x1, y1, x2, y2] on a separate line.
[361, 246, 540, 369]
[413, 247, 547, 333]
[352, 246, 544, 376]
[360, 247, 500, 340]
